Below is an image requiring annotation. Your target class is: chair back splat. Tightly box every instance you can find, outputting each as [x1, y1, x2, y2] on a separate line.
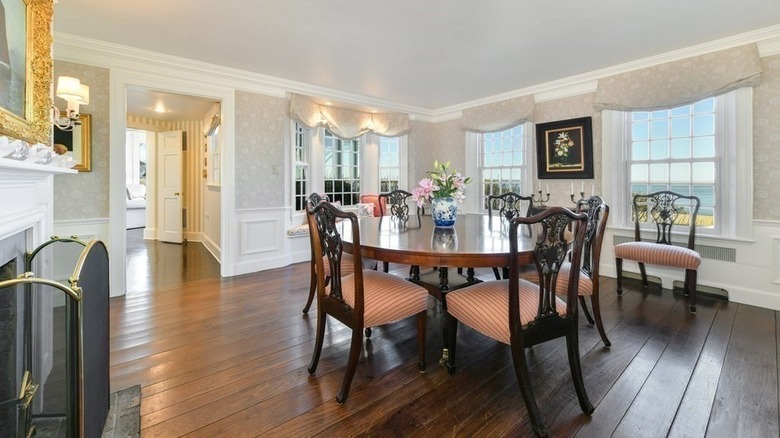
[635, 190, 700, 249]
[487, 192, 535, 221]
[378, 189, 421, 226]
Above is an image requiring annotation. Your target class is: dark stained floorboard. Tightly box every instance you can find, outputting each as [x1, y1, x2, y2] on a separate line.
[114, 234, 780, 437]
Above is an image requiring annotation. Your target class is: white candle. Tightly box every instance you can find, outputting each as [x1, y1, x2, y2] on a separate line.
[546, 183, 549, 194]
[580, 181, 584, 193]
[538, 181, 542, 192]
[570, 182, 574, 195]
[591, 184, 595, 195]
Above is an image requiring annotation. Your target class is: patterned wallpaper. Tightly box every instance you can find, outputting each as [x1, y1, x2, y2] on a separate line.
[234, 91, 288, 209]
[52, 61, 110, 220]
[407, 120, 436, 188]
[753, 54, 780, 220]
[432, 119, 466, 179]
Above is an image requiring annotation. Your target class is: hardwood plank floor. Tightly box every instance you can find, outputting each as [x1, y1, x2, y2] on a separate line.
[116, 234, 780, 436]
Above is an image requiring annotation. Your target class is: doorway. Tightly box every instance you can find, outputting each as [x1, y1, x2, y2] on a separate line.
[123, 87, 223, 293]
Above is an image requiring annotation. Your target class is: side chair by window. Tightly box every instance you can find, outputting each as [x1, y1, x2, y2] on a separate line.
[614, 191, 702, 313]
[307, 201, 429, 403]
[487, 192, 535, 280]
[443, 207, 593, 437]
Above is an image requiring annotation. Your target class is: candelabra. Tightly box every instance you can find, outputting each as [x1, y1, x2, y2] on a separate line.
[570, 191, 587, 204]
[531, 190, 550, 207]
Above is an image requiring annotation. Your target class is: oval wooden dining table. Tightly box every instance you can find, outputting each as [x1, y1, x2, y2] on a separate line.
[339, 213, 538, 365]
[339, 213, 536, 271]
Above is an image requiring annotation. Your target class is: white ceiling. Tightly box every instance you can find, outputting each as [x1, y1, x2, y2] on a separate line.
[53, 0, 780, 113]
[126, 87, 215, 122]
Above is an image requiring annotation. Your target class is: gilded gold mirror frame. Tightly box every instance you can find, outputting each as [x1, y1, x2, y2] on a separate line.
[53, 114, 91, 172]
[0, 0, 53, 145]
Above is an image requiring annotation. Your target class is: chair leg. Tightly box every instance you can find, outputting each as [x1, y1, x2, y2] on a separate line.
[417, 311, 426, 372]
[590, 294, 611, 347]
[365, 327, 372, 338]
[566, 330, 595, 416]
[492, 267, 502, 280]
[302, 265, 316, 313]
[444, 313, 458, 374]
[616, 258, 623, 295]
[307, 308, 327, 374]
[638, 262, 648, 288]
[509, 341, 547, 437]
[578, 295, 595, 325]
[687, 269, 697, 314]
[383, 261, 390, 273]
[336, 327, 364, 404]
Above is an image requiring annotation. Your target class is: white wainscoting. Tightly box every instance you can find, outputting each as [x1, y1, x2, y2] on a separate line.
[232, 207, 309, 276]
[600, 220, 780, 311]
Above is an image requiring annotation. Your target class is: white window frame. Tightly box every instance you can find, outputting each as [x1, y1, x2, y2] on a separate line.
[291, 122, 408, 214]
[375, 134, 408, 193]
[465, 122, 534, 214]
[602, 88, 753, 241]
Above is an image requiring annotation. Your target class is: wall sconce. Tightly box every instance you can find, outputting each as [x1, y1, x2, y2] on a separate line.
[52, 76, 89, 131]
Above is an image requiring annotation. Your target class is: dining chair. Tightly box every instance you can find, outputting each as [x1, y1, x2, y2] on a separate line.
[487, 192, 535, 279]
[443, 207, 593, 436]
[378, 189, 422, 273]
[302, 193, 358, 313]
[520, 196, 611, 346]
[614, 191, 702, 313]
[307, 200, 429, 403]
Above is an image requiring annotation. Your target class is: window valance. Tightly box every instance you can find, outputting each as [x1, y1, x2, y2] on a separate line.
[593, 44, 762, 111]
[290, 94, 410, 140]
[461, 95, 535, 133]
[203, 102, 221, 136]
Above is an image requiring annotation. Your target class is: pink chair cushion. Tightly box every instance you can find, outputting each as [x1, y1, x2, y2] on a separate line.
[520, 262, 593, 296]
[359, 194, 386, 217]
[341, 270, 429, 327]
[614, 242, 701, 270]
[446, 279, 567, 345]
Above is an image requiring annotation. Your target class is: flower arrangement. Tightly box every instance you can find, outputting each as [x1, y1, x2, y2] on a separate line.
[412, 160, 472, 207]
[554, 131, 574, 159]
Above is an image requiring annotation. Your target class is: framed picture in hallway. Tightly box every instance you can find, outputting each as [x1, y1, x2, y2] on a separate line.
[536, 116, 594, 179]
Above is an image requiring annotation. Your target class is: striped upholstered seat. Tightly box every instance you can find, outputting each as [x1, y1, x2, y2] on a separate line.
[342, 270, 429, 327]
[614, 242, 700, 270]
[615, 191, 702, 314]
[447, 279, 566, 345]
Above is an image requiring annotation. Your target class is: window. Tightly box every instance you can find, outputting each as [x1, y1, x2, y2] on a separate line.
[323, 130, 360, 205]
[478, 125, 528, 210]
[604, 88, 752, 239]
[293, 123, 308, 211]
[291, 123, 408, 213]
[626, 98, 717, 228]
[379, 136, 400, 192]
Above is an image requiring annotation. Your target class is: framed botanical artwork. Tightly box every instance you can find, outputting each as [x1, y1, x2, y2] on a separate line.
[0, 0, 53, 145]
[53, 114, 91, 171]
[535, 116, 594, 179]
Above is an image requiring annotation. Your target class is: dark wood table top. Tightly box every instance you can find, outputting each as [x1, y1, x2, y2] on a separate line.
[339, 214, 536, 268]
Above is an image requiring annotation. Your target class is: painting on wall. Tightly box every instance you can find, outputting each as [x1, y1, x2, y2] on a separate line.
[53, 114, 91, 171]
[0, 0, 53, 145]
[535, 116, 594, 179]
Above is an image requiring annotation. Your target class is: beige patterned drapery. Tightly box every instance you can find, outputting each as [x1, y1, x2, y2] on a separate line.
[290, 94, 410, 139]
[594, 44, 763, 111]
[461, 95, 535, 133]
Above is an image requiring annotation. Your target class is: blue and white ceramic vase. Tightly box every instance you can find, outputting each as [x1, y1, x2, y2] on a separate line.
[431, 197, 457, 228]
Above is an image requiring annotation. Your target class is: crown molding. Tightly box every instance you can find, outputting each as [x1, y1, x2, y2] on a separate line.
[53, 32, 435, 118]
[54, 24, 780, 123]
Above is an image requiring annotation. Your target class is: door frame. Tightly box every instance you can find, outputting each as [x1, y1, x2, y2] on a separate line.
[109, 70, 236, 296]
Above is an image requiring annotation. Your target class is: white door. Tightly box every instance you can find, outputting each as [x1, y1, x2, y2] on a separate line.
[158, 130, 184, 243]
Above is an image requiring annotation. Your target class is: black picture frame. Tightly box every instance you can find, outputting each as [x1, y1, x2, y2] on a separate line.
[535, 116, 594, 179]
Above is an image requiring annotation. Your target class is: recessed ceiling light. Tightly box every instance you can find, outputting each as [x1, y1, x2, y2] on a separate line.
[324, 101, 333, 106]
[154, 102, 167, 113]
